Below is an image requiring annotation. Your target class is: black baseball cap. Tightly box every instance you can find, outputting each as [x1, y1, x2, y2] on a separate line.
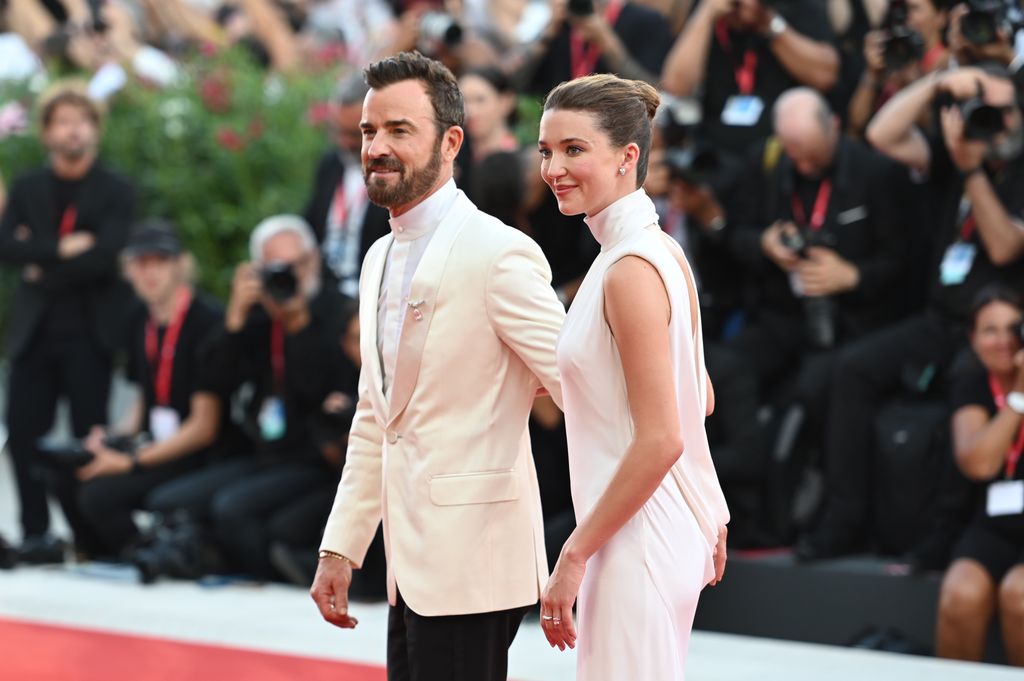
[123, 219, 183, 258]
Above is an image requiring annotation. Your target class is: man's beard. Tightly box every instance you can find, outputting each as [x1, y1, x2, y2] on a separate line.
[363, 138, 443, 210]
[989, 123, 1024, 162]
[51, 139, 93, 162]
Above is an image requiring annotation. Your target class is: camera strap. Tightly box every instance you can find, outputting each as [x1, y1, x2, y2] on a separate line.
[715, 20, 758, 95]
[790, 178, 832, 231]
[145, 287, 193, 407]
[270, 320, 286, 393]
[569, 0, 624, 79]
[988, 373, 1024, 479]
[58, 204, 78, 238]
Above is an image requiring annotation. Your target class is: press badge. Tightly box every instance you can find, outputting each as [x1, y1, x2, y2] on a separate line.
[987, 480, 1024, 517]
[939, 242, 976, 286]
[149, 406, 181, 443]
[259, 397, 286, 441]
[721, 95, 765, 127]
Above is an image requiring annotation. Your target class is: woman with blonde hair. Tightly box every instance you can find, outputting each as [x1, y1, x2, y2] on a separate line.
[537, 73, 729, 679]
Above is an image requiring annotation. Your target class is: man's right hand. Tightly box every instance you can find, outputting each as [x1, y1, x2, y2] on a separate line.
[310, 555, 359, 629]
[58, 232, 95, 259]
[761, 220, 801, 271]
[226, 262, 262, 332]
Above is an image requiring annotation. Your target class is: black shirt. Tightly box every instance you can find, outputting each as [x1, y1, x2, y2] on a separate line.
[208, 286, 349, 460]
[950, 360, 1024, 539]
[926, 135, 1024, 322]
[41, 171, 91, 339]
[697, 0, 835, 157]
[123, 294, 224, 421]
[525, 2, 674, 96]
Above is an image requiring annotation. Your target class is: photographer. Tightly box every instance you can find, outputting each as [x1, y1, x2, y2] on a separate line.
[947, 0, 1020, 69]
[69, 220, 226, 560]
[515, 0, 675, 95]
[662, 0, 839, 159]
[727, 87, 908, 470]
[936, 286, 1024, 665]
[0, 80, 134, 564]
[798, 65, 1024, 560]
[847, 0, 951, 138]
[145, 215, 350, 580]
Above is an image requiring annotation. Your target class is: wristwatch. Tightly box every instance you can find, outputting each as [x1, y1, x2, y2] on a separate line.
[1007, 391, 1024, 415]
[766, 14, 788, 40]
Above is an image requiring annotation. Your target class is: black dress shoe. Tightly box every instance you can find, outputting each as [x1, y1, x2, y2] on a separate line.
[17, 535, 67, 565]
[0, 535, 16, 569]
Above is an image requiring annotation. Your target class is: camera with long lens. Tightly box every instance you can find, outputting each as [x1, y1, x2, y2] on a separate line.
[35, 434, 140, 471]
[418, 11, 463, 52]
[665, 145, 720, 187]
[961, 0, 1012, 46]
[260, 262, 299, 303]
[779, 226, 838, 349]
[882, 26, 925, 70]
[568, 0, 594, 16]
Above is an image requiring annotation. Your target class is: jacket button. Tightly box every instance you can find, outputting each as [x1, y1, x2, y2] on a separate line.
[387, 431, 399, 445]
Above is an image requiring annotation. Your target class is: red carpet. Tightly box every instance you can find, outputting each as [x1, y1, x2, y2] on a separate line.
[0, 617, 386, 681]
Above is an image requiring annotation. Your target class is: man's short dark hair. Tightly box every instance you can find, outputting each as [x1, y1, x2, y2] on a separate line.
[364, 51, 464, 136]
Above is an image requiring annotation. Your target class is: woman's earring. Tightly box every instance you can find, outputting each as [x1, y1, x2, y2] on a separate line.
[618, 166, 626, 176]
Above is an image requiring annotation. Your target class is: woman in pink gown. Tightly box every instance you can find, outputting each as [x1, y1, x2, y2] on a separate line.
[537, 74, 731, 680]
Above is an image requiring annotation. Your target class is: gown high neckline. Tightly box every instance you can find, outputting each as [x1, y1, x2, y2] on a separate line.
[583, 188, 660, 251]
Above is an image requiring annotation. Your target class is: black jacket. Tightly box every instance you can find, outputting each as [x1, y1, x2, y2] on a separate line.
[730, 136, 910, 341]
[0, 163, 135, 358]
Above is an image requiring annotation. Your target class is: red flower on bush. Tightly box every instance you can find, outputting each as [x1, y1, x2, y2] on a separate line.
[307, 101, 331, 128]
[313, 43, 349, 69]
[199, 41, 221, 59]
[199, 74, 232, 114]
[216, 127, 246, 152]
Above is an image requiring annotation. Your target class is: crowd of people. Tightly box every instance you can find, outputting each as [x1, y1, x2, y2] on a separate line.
[2, 0, 1024, 665]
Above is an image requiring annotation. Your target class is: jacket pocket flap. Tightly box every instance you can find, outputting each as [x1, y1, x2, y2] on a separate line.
[429, 469, 519, 506]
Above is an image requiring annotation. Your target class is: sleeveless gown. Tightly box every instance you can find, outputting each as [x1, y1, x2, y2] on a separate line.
[556, 189, 730, 681]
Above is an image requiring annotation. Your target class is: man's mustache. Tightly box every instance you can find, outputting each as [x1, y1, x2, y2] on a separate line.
[365, 157, 404, 173]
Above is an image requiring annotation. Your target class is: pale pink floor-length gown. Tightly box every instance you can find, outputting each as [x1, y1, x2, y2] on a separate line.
[556, 189, 730, 681]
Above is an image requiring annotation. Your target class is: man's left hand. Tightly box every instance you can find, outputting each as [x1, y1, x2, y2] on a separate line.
[940, 103, 987, 173]
[796, 247, 859, 296]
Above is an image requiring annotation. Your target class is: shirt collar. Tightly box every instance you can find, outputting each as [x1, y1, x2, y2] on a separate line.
[388, 178, 458, 243]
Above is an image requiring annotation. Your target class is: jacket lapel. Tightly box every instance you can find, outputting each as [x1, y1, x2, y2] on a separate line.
[360, 234, 392, 419]
[386, 192, 473, 425]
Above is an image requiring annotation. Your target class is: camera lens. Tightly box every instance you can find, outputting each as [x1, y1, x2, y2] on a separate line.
[260, 263, 299, 303]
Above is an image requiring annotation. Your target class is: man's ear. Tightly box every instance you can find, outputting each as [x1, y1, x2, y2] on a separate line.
[444, 125, 465, 162]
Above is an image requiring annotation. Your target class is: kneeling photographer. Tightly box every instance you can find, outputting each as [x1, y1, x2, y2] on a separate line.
[798, 63, 1024, 561]
[46, 220, 226, 561]
[143, 215, 350, 582]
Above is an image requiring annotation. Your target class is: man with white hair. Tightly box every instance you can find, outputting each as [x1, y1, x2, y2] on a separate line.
[144, 214, 354, 581]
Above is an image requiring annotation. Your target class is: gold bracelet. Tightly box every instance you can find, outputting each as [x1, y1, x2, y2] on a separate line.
[318, 549, 354, 566]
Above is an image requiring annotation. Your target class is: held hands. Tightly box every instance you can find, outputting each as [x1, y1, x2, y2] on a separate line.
[540, 548, 584, 651]
[58, 232, 95, 259]
[795, 247, 859, 297]
[310, 556, 359, 629]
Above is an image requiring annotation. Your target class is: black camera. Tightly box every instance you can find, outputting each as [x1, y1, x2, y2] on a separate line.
[883, 26, 925, 70]
[419, 11, 463, 48]
[568, 0, 594, 16]
[35, 434, 137, 471]
[260, 262, 299, 303]
[960, 96, 1009, 140]
[961, 0, 1011, 46]
[665, 145, 721, 187]
[779, 226, 811, 258]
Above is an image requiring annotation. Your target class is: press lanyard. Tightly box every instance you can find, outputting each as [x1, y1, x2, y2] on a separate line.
[791, 179, 832, 232]
[570, 0, 624, 79]
[957, 196, 976, 242]
[715, 20, 759, 95]
[989, 373, 1024, 479]
[270, 321, 286, 393]
[58, 205, 78, 238]
[330, 181, 349, 235]
[919, 43, 945, 73]
[145, 288, 193, 407]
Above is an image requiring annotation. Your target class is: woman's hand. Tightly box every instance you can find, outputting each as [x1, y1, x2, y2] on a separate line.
[709, 525, 727, 586]
[540, 549, 585, 651]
